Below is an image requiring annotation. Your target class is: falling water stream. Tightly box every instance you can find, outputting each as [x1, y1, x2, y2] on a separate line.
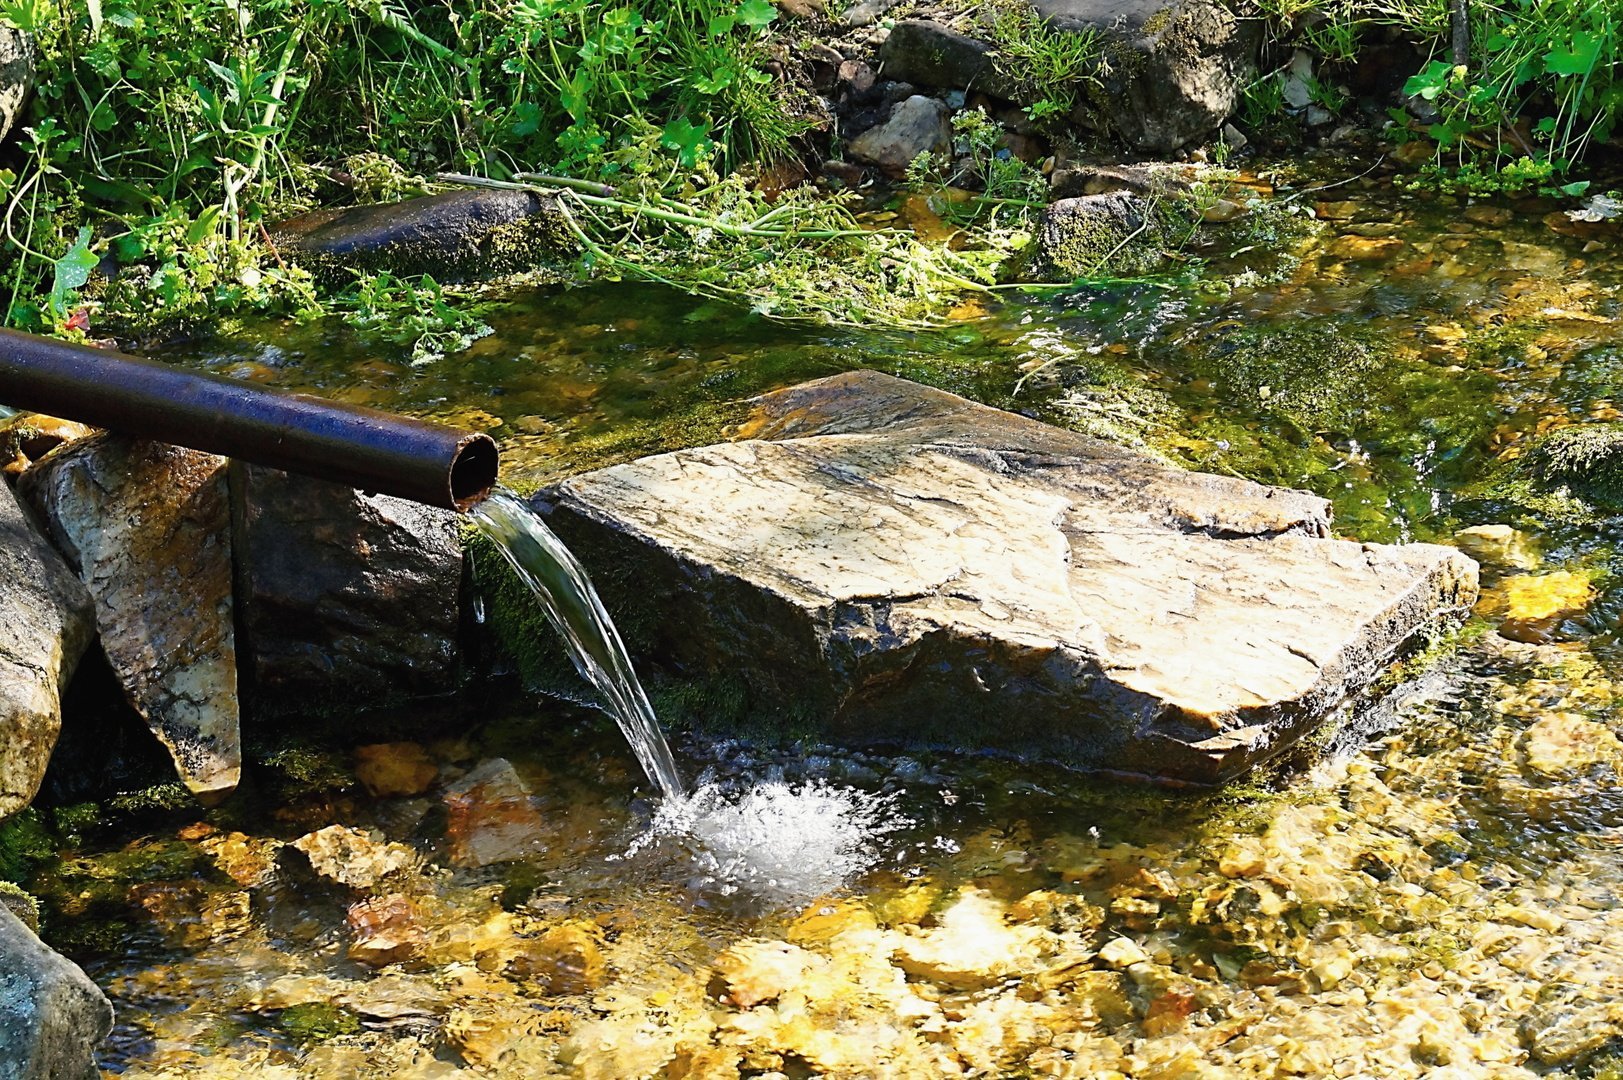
[470, 487, 686, 798]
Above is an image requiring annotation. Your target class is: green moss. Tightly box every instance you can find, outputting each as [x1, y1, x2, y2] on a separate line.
[278, 1002, 361, 1044]
[106, 783, 200, 816]
[1524, 423, 1623, 504]
[260, 746, 355, 797]
[0, 810, 57, 884]
[0, 881, 41, 933]
[1199, 323, 1382, 432]
[52, 803, 103, 848]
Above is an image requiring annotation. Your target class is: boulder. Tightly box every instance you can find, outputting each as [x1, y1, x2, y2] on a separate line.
[1028, 192, 1170, 280]
[0, 903, 114, 1080]
[533, 371, 1477, 785]
[877, 21, 1020, 101]
[847, 95, 954, 176]
[1043, 0, 1259, 152]
[20, 436, 240, 805]
[0, 29, 31, 146]
[230, 465, 464, 714]
[0, 481, 94, 820]
[271, 188, 576, 284]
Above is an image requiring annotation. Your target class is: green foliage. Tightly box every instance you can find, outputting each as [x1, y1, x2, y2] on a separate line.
[337, 272, 495, 365]
[0, 0, 804, 337]
[984, 2, 1099, 128]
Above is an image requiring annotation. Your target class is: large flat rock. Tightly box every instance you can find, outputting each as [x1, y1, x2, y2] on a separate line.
[22, 436, 240, 804]
[535, 371, 1477, 785]
[0, 481, 94, 819]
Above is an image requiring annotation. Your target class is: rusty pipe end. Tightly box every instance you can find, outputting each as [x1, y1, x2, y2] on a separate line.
[450, 433, 500, 512]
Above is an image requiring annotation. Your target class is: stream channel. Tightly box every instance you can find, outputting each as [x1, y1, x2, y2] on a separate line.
[27, 167, 1623, 1078]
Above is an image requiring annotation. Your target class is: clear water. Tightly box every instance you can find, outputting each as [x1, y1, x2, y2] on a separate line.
[27, 162, 1623, 1078]
[470, 486, 684, 798]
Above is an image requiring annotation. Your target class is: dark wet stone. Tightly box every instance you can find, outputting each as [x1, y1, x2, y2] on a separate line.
[877, 21, 1019, 100]
[0, 480, 94, 820]
[271, 189, 577, 284]
[847, 95, 954, 177]
[531, 371, 1477, 786]
[0, 903, 114, 1080]
[0, 30, 31, 145]
[20, 436, 239, 805]
[1044, 0, 1261, 153]
[230, 465, 463, 715]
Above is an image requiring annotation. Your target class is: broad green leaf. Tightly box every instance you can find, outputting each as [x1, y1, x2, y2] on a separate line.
[1545, 31, 1603, 77]
[660, 116, 711, 168]
[737, 0, 777, 31]
[1561, 180, 1591, 196]
[49, 228, 98, 318]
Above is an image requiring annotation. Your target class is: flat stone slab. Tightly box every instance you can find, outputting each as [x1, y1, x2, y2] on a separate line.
[536, 371, 1478, 785]
[23, 436, 240, 804]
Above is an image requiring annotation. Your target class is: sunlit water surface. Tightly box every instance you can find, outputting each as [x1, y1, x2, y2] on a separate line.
[29, 164, 1623, 1078]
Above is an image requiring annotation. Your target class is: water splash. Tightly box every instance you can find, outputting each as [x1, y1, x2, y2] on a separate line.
[623, 773, 909, 905]
[471, 487, 685, 798]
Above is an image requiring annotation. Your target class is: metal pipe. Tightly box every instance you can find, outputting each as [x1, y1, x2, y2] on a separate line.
[0, 328, 498, 512]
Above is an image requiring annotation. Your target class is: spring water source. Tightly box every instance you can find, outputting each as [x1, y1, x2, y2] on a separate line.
[471, 486, 899, 900]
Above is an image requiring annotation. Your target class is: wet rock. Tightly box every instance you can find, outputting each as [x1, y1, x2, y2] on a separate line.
[1328, 234, 1407, 261]
[1452, 523, 1539, 572]
[0, 481, 94, 820]
[501, 920, 608, 995]
[1048, 162, 1192, 201]
[892, 889, 1044, 988]
[22, 435, 240, 804]
[1520, 714, 1620, 778]
[0, 903, 114, 1080]
[846, 95, 952, 177]
[231, 465, 463, 714]
[537, 371, 1477, 784]
[0, 29, 31, 146]
[0, 413, 92, 477]
[1520, 999, 1623, 1067]
[287, 824, 419, 890]
[355, 742, 439, 798]
[713, 940, 820, 1007]
[1044, 0, 1260, 153]
[0, 882, 39, 935]
[876, 21, 1018, 101]
[347, 894, 428, 968]
[1491, 570, 1592, 643]
[271, 189, 575, 285]
[442, 758, 546, 867]
[1028, 192, 1169, 280]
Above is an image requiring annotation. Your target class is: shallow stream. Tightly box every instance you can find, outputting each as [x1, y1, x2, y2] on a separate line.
[31, 162, 1623, 1078]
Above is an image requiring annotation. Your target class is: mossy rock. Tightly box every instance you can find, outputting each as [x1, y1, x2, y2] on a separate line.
[1021, 192, 1177, 281]
[1193, 323, 1381, 432]
[0, 880, 40, 933]
[1463, 423, 1623, 525]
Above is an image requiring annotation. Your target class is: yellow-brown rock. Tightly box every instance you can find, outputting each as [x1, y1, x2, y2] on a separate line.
[712, 939, 820, 1008]
[504, 920, 608, 995]
[1492, 570, 1593, 642]
[354, 742, 439, 798]
[1520, 713, 1621, 778]
[347, 894, 427, 968]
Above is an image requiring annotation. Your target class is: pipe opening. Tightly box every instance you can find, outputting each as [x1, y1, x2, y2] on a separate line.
[450, 434, 500, 511]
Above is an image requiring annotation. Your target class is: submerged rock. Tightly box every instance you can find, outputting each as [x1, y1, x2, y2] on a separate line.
[231, 465, 463, 715]
[271, 188, 575, 284]
[21, 435, 240, 804]
[287, 825, 419, 891]
[534, 371, 1477, 785]
[0, 481, 94, 820]
[441, 758, 546, 867]
[0, 903, 114, 1080]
